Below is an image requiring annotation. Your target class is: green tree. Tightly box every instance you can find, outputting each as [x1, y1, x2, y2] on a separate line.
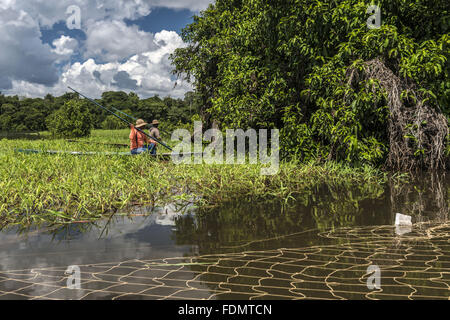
[0, 103, 18, 131]
[171, 0, 449, 169]
[101, 114, 128, 129]
[47, 100, 93, 138]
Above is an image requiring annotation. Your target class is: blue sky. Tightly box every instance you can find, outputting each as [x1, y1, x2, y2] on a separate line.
[0, 1, 212, 99]
[40, 7, 195, 47]
[125, 7, 195, 34]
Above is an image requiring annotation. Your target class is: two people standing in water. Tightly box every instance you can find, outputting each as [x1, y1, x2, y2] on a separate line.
[129, 119, 161, 155]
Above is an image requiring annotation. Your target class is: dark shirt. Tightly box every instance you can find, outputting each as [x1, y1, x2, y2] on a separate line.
[149, 127, 160, 143]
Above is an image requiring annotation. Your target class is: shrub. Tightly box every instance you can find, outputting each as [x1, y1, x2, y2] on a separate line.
[46, 100, 93, 138]
[101, 115, 127, 130]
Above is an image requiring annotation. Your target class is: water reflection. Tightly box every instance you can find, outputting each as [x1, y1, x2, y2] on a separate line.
[0, 205, 197, 272]
[0, 174, 448, 299]
[390, 172, 449, 223]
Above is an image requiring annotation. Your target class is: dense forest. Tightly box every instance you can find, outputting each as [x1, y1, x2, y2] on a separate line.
[0, 91, 201, 133]
[1, 0, 449, 170]
[171, 0, 449, 170]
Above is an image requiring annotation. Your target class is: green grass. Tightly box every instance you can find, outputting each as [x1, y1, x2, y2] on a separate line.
[0, 129, 389, 228]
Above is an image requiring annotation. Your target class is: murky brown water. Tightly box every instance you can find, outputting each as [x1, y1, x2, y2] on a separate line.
[0, 174, 448, 299]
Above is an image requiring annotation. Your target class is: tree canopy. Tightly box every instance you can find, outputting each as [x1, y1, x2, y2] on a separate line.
[171, 0, 449, 169]
[0, 91, 202, 134]
[46, 100, 93, 138]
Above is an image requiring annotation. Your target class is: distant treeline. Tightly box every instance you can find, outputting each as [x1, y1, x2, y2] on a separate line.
[0, 91, 202, 132]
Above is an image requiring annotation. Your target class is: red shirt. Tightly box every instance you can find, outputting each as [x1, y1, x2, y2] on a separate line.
[129, 125, 149, 150]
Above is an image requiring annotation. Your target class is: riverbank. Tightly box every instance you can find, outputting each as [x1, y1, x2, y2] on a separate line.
[0, 131, 400, 228]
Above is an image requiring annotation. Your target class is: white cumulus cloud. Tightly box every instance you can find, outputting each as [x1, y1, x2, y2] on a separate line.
[52, 35, 79, 56]
[6, 31, 192, 99]
[0, 0, 206, 98]
[1, 0, 213, 30]
[1, 0, 152, 29]
[0, 7, 58, 90]
[85, 20, 157, 62]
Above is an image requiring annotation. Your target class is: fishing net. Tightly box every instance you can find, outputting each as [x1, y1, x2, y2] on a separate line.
[0, 222, 449, 300]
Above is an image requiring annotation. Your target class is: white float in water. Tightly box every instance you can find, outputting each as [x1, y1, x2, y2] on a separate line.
[395, 213, 412, 226]
[395, 213, 412, 235]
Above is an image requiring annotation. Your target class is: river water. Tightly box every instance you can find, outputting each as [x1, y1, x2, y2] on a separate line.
[0, 174, 448, 300]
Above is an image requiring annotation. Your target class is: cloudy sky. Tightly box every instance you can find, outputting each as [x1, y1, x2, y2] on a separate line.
[0, 0, 213, 99]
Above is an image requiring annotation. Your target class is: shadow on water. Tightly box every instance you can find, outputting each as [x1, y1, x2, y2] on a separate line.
[0, 174, 448, 299]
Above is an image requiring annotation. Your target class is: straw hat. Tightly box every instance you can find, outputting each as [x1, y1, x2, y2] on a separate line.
[152, 120, 159, 125]
[135, 119, 148, 128]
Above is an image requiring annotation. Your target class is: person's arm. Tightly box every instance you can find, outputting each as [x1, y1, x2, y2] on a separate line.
[150, 128, 161, 141]
[129, 125, 136, 140]
[154, 128, 161, 140]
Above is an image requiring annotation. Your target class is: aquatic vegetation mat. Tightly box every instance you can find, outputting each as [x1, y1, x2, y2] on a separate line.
[0, 222, 449, 300]
[0, 140, 387, 227]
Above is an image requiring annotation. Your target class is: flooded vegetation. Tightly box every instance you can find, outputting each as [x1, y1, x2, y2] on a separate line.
[0, 173, 448, 299]
[0, 130, 389, 228]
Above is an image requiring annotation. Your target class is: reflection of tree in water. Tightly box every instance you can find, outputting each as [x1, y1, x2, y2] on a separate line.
[173, 182, 388, 254]
[170, 176, 450, 300]
[307, 182, 386, 233]
[1, 177, 449, 299]
[389, 173, 449, 223]
[173, 202, 306, 254]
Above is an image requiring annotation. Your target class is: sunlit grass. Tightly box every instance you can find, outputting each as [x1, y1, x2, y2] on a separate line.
[0, 130, 389, 228]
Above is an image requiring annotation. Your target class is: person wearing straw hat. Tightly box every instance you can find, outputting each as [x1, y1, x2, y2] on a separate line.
[129, 119, 150, 154]
[148, 120, 161, 155]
